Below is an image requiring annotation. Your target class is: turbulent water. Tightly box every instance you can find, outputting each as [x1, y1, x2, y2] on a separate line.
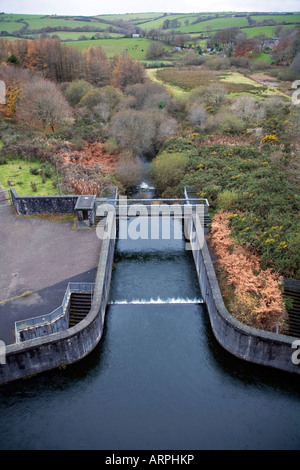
[1, 217, 300, 450]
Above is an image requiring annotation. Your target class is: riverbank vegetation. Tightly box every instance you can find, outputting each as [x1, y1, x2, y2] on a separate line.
[0, 13, 299, 332]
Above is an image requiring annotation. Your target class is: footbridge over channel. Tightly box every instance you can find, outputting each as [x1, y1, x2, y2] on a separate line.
[95, 196, 210, 220]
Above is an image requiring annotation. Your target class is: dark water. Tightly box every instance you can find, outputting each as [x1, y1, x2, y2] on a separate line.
[1, 218, 300, 450]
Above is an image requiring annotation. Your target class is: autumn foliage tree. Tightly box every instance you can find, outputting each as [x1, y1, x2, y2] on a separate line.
[2, 37, 84, 82]
[111, 51, 146, 90]
[85, 46, 111, 86]
[0, 64, 34, 116]
[234, 37, 260, 57]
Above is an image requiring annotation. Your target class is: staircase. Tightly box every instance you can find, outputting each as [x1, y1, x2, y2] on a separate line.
[69, 292, 93, 327]
[284, 279, 300, 337]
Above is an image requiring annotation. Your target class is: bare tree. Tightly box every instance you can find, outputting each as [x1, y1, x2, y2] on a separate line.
[188, 105, 208, 127]
[203, 82, 227, 106]
[17, 77, 72, 132]
[110, 109, 177, 156]
[115, 155, 145, 190]
[145, 42, 165, 60]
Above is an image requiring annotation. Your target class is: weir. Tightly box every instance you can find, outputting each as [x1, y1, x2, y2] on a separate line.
[1, 186, 300, 385]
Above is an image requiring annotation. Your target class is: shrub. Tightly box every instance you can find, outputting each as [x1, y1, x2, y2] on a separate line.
[145, 42, 165, 60]
[148, 151, 190, 195]
[105, 138, 119, 154]
[115, 156, 145, 190]
[217, 190, 239, 211]
[230, 56, 249, 68]
[181, 51, 207, 66]
[64, 80, 94, 107]
[249, 59, 271, 72]
[205, 57, 230, 70]
[78, 89, 103, 108]
[125, 82, 169, 111]
[214, 112, 247, 134]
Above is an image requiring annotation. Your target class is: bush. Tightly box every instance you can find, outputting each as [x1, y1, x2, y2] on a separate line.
[205, 57, 230, 70]
[64, 80, 94, 107]
[214, 112, 247, 134]
[17, 78, 72, 132]
[249, 59, 271, 72]
[148, 151, 190, 195]
[277, 68, 299, 82]
[125, 82, 169, 111]
[78, 89, 103, 108]
[115, 156, 145, 190]
[217, 189, 239, 211]
[230, 56, 249, 68]
[181, 51, 207, 66]
[105, 138, 119, 154]
[211, 211, 287, 332]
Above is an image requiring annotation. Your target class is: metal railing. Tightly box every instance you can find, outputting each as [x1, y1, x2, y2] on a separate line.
[15, 282, 95, 343]
[96, 198, 209, 218]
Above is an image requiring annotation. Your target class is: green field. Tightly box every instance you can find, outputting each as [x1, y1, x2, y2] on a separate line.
[96, 12, 164, 22]
[67, 37, 156, 59]
[25, 31, 122, 40]
[0, 14, 116, 35]
[0, 21, 24, 33]
[0, 35, 21, 41]
[138, 13, 200, 30]
[248, 52, 273, 62]
[241, 24, 298, 37]
[250, 14, 300, 23]
[24, 17, 109, 31]
[0, 159, 59, 196]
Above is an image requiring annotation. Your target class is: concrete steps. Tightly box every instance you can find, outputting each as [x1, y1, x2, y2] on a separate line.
[285, 283, 300, 337]
[69, 292, 93, 327]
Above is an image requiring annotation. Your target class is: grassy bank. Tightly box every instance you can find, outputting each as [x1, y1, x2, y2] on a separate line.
[0, 159, 59, 196]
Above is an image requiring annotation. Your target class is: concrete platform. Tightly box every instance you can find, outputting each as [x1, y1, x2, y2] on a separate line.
[0, 206, 102, 345]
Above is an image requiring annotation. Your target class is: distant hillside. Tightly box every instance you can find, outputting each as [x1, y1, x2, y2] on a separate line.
[1, 12, 300, 41]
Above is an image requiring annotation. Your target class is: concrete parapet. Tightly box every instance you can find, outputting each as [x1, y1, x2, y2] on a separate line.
[190, 212, 300, 375]
[0, 215, 116, 384]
